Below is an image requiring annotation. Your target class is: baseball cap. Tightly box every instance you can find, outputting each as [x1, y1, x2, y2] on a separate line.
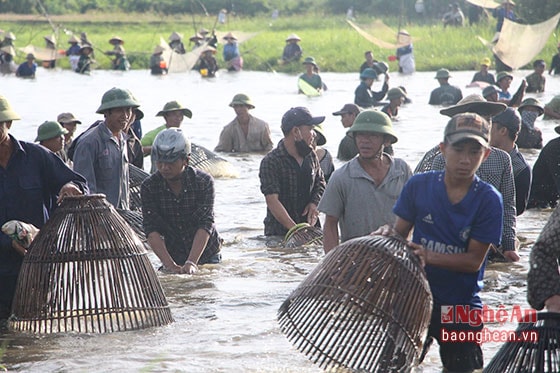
[332, 103, 360, 116]
[492, 108, 521, 134]
[444, 113, 490, 146]
[482, 85, 498, 99]
[281, 107, 325, 133]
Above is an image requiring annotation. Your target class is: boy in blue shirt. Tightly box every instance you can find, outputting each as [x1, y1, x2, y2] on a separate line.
[378, 113, 503, 371]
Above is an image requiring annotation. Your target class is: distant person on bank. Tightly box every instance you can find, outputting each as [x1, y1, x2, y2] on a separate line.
[215, 93, 273, 153]
[282, 34, 302, 64]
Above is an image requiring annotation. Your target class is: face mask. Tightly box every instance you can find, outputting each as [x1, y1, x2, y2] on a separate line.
[295, 139, 313, 157]
[521, 110, 539, 129]
[294, 128, 313, 157]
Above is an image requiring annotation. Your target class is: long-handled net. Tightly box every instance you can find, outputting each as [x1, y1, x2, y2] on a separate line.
[10, 194, 173, 333]
[278, 235, 432, 372]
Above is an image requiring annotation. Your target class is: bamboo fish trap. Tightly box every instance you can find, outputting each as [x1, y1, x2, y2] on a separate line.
[284, 223, 323, 248]
[10, 195, 173, 333]
[278, 235, 432, 372]
[485, 312, 560, 372]
[129, 164, 149, 211]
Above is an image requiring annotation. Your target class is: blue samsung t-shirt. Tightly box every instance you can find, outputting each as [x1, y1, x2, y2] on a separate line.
[393, 171, 503, 308]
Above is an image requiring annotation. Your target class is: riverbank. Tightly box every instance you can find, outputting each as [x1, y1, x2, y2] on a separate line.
[0, 12, 558, 72]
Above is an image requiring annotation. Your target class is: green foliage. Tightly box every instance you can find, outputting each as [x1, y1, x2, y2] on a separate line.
[1, 13, 559, 72]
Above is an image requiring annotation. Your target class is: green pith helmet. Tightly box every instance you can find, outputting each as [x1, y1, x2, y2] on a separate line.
[229, 93, 255, 109]
[518, 97, 544, 116]
[0, 95, 21, 122]
[96, 87, 140, 114]
[347, 110, 398, 144]
[434, 68, 451, 79]
[35, 121, 68, 142]
[360, 68, 377, 80]
[156, 100, 193, 118]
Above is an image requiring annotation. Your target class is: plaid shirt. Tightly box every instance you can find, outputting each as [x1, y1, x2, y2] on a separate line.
[259, 139, 326, 236]
[141, 166, 221, 265]
[428, 146, 517, 251]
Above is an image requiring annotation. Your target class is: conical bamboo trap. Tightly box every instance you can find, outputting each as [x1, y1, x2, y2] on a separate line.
[10, 194, 174, 333]
[485, 312, 560, 372]
[278, 235, 432, 372]
[284, 223, 323, 248]
[129, 164, 149, 211]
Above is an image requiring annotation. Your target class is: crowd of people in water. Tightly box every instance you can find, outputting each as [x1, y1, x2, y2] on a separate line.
[4, 1, 560, 370]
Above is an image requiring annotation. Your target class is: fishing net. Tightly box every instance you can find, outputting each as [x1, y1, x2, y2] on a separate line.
[190, 143, 239, 178]
[283, 223, 323, 248]
[278, 235, 432, 372]
[10, 195, 173, 333]
[485, 312, 560, 372]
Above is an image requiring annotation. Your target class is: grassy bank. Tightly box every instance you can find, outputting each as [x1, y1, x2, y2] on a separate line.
[1, 12, 558, 72]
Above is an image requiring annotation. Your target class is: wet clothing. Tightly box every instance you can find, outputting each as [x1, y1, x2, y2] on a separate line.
[337, 134, 358, 161]
[396, 44, 415, 74]
[354, 80, 389, 108]
[509, 146, 531, 215]
[198, 55, 218, 77]
[0, 135, 88, 319]
[76, 54, 92, 74]
[550, 54, 560, 75]
[429, 147, 516, 253]
[318, 156, 411, 242]
[428, 83, 463, 106]
[141, 166, 221, 265]
[169, 40, 186, 54]
[223, 43, 240, 70]
[72, 122, 130, 209]
[528, 205, 560, 310]
[150, 54, 167, 75]
[299, 73, 322, 91]
[259, 139, 325, 236]
[471, 71, 495, 85]
[282, 43, 302, 63]
[516, 126, 543, 150]
[214, 115, 273, 153]
[395, 171, 502, 307]
[525, 72, 545, 93]
[318, 149, 335, 183]
[528, 137, 560, 209]
[16, 62, 36, 78]
[394, 171, 502, 372]
[494, 6, 517, 32]
[359, 60, 377, 74]
[381, 104, 399, 119]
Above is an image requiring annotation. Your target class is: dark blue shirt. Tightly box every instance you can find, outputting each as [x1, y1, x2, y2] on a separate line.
[16, 62, 37, 78]
[0, 136, 88, 276]
[66, 44, 81, 56]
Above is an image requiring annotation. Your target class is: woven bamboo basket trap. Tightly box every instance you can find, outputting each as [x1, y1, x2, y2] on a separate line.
[485, 312, 560, 372]
[278, 235, 433, 372]
[129, 164, 150, 212]
[284, 223, 323, 248]
[9, 194, 174, 333]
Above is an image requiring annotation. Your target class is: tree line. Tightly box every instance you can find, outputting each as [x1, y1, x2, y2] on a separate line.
[1, 0, 558, 24]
